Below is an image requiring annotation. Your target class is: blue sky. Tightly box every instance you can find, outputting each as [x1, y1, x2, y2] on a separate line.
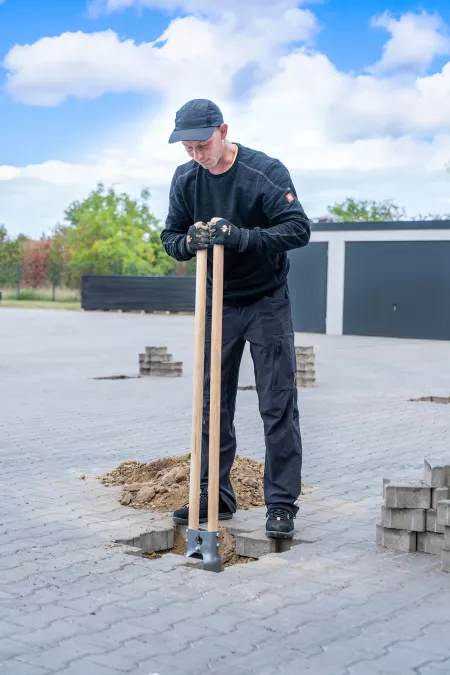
[1, 0, 449, 166]
[1, 0, 450, 236]
[0, 0, 168, 165]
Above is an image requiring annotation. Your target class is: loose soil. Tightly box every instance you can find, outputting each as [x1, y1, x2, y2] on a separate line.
[98, 453, 268, 512]
[144, 527, 255, 569]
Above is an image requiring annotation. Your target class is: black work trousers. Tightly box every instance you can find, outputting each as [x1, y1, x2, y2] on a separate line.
[200, 283, 302, 514]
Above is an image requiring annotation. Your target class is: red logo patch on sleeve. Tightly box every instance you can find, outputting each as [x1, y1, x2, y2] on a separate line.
[286, 192, 295, 203]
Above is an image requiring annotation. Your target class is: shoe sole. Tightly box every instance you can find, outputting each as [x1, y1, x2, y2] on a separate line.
[265, 529, 295, 539]
[173, 513, 234, 526]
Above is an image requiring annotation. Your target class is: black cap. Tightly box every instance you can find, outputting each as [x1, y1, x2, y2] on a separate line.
[168, 99, 224, 144]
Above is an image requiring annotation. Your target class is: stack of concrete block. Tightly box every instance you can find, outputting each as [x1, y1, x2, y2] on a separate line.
[295, 346, 315, 388]
[377, 459, 450, 560]
[423, 460, 450, 558]
[139, 346, 182, 378]
[441, 500, 450, 572]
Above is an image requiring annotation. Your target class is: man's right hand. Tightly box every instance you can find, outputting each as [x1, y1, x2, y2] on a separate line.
[186, 222, 211, 253]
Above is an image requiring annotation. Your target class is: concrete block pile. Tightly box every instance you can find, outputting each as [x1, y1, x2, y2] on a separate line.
[295, 346, 316, 388]
[377, 459, 450, 572]
[139, 346, 182, 378]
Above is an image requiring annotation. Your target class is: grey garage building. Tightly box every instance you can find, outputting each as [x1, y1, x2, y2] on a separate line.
[287, 220, 450, 341]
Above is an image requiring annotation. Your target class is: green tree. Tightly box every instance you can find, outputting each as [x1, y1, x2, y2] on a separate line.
[0, 226, 29, 286]
[0, 225, 28, 263]
[61, 184, 175, 277]
[328, 198, 406, 222]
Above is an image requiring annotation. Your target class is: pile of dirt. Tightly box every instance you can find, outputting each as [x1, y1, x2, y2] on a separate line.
[98, 453, 266, 512]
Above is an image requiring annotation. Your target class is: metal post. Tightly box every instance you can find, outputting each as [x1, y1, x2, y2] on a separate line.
[52, 264, 56, 302]
[17, 263, 21, 300]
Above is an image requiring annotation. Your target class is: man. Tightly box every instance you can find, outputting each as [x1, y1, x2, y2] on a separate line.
[160, 99, 310, 538]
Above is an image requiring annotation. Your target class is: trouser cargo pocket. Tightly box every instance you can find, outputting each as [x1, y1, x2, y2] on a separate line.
[270, 335, 295, 391]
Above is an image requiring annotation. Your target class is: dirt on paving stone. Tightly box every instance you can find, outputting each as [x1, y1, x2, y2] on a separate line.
[97, 453, 269, 512]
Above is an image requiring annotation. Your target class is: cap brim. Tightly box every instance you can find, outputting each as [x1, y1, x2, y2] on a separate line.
[168, 126, 217, 144]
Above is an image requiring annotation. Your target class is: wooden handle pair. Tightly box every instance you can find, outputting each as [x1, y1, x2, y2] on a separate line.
[188, 245, 224, 532]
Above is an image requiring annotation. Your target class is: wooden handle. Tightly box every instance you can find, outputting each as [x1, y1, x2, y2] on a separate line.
[208, 244, 224, 531]
[188, 249, 208, 530]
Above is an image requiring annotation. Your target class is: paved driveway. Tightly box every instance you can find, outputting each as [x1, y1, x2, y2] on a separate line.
[1, 307, 450, 675]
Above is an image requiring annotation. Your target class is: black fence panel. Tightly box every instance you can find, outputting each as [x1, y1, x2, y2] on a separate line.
[81, 275, 196, 312]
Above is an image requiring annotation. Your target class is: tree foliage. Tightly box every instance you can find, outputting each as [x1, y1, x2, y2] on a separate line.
[0, 225, 29, 286]
[59, 184, 175, 277]
[328, 198, 407, 222]
[0, 225, 28, 264]
[22, 240, 51, 288]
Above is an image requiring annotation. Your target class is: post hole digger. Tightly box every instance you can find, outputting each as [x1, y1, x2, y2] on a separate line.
[185, 243, 224, 572]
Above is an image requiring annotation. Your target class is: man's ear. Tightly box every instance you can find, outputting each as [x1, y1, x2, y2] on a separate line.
[219, 123, 228, 140]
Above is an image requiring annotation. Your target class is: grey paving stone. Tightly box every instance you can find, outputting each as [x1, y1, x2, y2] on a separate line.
[187, 607, 258, 634]
[384, 482, 431, 509]
[0, 661, 51, 675]
[0, 638, 37, 661]
[88, 643, 151, 672]
[426, 509, 445, 534]
[347, 663, 416, 675]
[78, 622, 150, 650]
[235, 530, 291, 558]
[225, 643, 313, 673]
[207, 666, 265, 675]
[418, 660, 450, 674]
[417, 531, 444, 555]
[285, 643, 376, 673]
[381, 506, 425, 531]
[9, 620, 88, 647]
[152, 640, 233, 671]
[56, 659, 124, 675]
[444, 527, 450, 550]
[437, 500, 450, 527]
[432, 488, 450, 510]
[424, 459, 449, 488]
[395, 622, 450, 658]
[16, 638, 108, 672]
[441, 547, 450, 572]
[0, 622, 29, 640]
[357, 644, 442, 674]
[376, 524, 417, 552]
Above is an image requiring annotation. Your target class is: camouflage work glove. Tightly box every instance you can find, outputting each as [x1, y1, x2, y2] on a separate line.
[208, 217, 242, 250]
[186, 221, 211, 253]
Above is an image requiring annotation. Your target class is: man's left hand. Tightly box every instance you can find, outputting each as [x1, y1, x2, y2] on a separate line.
[208, 217, 241, 249]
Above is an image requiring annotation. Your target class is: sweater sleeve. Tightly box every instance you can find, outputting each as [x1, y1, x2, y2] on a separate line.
[245, 160, 311, 254]
[160, 170, 195, 261]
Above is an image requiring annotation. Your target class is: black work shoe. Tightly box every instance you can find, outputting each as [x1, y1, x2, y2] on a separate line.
[265, 506, 296, 539]
[173, 487, 234, 525]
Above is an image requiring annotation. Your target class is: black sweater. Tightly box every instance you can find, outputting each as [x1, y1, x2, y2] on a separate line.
[160, 143, 311, 306]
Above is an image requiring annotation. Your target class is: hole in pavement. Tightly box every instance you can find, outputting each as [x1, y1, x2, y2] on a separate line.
[93, 375, 142, 380]
[144, 527, 254, 569]
[408, 396, 450, 404]
[114, 523, 311, 571]
[238, 385, 256, 391]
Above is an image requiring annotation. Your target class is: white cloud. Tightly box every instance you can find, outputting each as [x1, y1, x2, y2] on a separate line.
[3, 9, 317, 105]
[1, 9, 450, 237]
[370, 11, 450, 76]
[88, 0, 304, 20]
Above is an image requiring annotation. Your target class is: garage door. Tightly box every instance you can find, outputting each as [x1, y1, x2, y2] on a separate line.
[288, 242, 328, 334]
[343, 241, 450, 340]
